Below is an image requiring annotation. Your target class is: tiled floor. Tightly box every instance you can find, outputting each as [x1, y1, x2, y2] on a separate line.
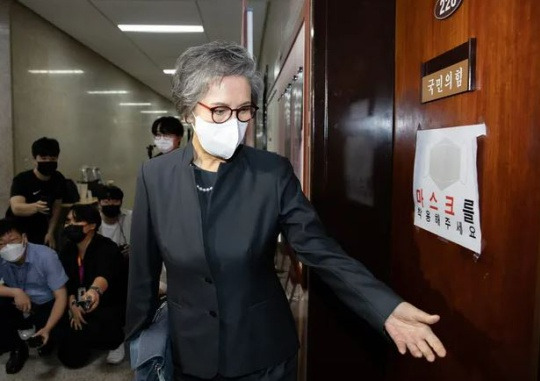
[0, 349, 133, 381]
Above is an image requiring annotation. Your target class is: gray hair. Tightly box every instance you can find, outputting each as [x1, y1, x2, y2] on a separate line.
[172, 41, 263, 119]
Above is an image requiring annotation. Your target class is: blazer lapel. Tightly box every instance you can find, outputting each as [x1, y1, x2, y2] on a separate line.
[166, 143, 207, 265]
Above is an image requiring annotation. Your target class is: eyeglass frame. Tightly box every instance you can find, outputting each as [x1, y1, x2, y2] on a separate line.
[196, 102, 259, 124]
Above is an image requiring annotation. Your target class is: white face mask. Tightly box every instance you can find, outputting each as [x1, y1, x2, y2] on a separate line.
[193, 115, 248, 160]
[154, 137, 175, 154]
[0, 243, 26, 263]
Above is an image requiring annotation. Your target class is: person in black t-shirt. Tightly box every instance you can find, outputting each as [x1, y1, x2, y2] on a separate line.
[6, 137, 65, 248]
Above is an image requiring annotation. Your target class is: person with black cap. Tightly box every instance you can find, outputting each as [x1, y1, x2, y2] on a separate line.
[6, 137, 65, 248]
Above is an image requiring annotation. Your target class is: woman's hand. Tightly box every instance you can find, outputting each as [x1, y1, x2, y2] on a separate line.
[69, 304, 87, 330]
[384, 302, 446, 362]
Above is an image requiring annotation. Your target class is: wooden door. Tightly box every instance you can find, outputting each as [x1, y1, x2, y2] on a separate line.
[392, 1, 540, 379]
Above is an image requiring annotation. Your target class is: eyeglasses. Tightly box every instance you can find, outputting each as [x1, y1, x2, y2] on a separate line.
[197, 102, 259, 124]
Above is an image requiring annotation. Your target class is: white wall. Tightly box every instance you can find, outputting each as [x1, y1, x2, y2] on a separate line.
[0, 0, 14, 213]
[255, 0, 304, 154]
[10, 3, 176, 208]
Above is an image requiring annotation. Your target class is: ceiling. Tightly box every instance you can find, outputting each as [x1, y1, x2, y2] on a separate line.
[18, 0, 268, 100]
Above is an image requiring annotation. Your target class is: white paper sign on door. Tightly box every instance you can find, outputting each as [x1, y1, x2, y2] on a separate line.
[413, 124, 486, 255]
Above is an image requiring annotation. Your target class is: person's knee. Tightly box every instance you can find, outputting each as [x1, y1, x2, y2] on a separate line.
[57, 342, 90, 369]
[0, 297, 19, 319]
[58, 351, 89, 369]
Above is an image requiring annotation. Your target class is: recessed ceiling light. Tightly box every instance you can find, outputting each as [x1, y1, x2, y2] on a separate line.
[163, 69, 176, 75]
[28, 70, 84, 74]
[87, 90, 129, 94]
[118, 24, 204, 33]
[119, 102, 152, 106]
[141, 110, 169, 114]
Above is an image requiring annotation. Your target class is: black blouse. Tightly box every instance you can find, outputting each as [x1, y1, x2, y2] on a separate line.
[60, 233, 126, 308]
[193, 165, 219, 273]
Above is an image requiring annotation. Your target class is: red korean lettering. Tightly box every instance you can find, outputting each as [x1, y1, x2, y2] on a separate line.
[416, 189, 424, 207]
[445, 196, 455, 216]
[429, 192, 439, 210]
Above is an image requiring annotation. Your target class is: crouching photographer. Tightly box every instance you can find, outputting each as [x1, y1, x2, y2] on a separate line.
[0, 218, 68, 375]
[58, 205, 126, 368]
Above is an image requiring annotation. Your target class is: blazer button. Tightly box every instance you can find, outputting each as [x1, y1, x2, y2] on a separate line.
[204, 277, 213, 284]
[209, 310, 217, 318]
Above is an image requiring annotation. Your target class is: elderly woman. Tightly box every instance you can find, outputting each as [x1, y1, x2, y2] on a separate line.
[126, 41, 446, 381]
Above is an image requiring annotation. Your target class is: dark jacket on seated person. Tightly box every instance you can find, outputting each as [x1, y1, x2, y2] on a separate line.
[59, 234, 126, 358]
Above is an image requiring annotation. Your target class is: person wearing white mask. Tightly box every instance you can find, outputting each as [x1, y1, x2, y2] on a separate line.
[126, 41, 446, 381]
[0, 218, 68, 374]
[151, 116, 185, 157]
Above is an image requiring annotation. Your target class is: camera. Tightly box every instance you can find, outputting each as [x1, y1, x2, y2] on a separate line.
[77, 298, 92, 311]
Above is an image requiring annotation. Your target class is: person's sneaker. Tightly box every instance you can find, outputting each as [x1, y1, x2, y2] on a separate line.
[106, 343, 125, 364]
[6, 344, 29, 374]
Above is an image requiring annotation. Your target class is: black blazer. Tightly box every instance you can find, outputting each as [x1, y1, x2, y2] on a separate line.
[126, 144, 402, 379]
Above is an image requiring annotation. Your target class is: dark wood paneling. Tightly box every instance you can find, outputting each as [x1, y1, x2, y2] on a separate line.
[307, 0, 396, 379]
[392, 1, 540, 380]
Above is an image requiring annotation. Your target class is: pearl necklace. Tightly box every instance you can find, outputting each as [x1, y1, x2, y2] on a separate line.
[196, 184, 213, 193]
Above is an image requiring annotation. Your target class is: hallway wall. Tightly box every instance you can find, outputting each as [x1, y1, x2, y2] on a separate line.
[0, 0, 14, 213]
[9, 3, 174, 208]
[256, 0, 304, 153]
[257, 0, 304, 88]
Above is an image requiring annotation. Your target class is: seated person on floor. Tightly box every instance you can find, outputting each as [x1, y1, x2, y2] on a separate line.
[58, 205, 126, 367]
[97, 184, 132, 257]
[0, 218, 68, 375]
[96, 184, 168, 295]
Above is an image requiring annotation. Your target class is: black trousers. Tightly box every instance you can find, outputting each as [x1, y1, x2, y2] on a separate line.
[177, 355, 298, 381]
[0, 297, 63, 354]
[57, 304, 125, 368]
